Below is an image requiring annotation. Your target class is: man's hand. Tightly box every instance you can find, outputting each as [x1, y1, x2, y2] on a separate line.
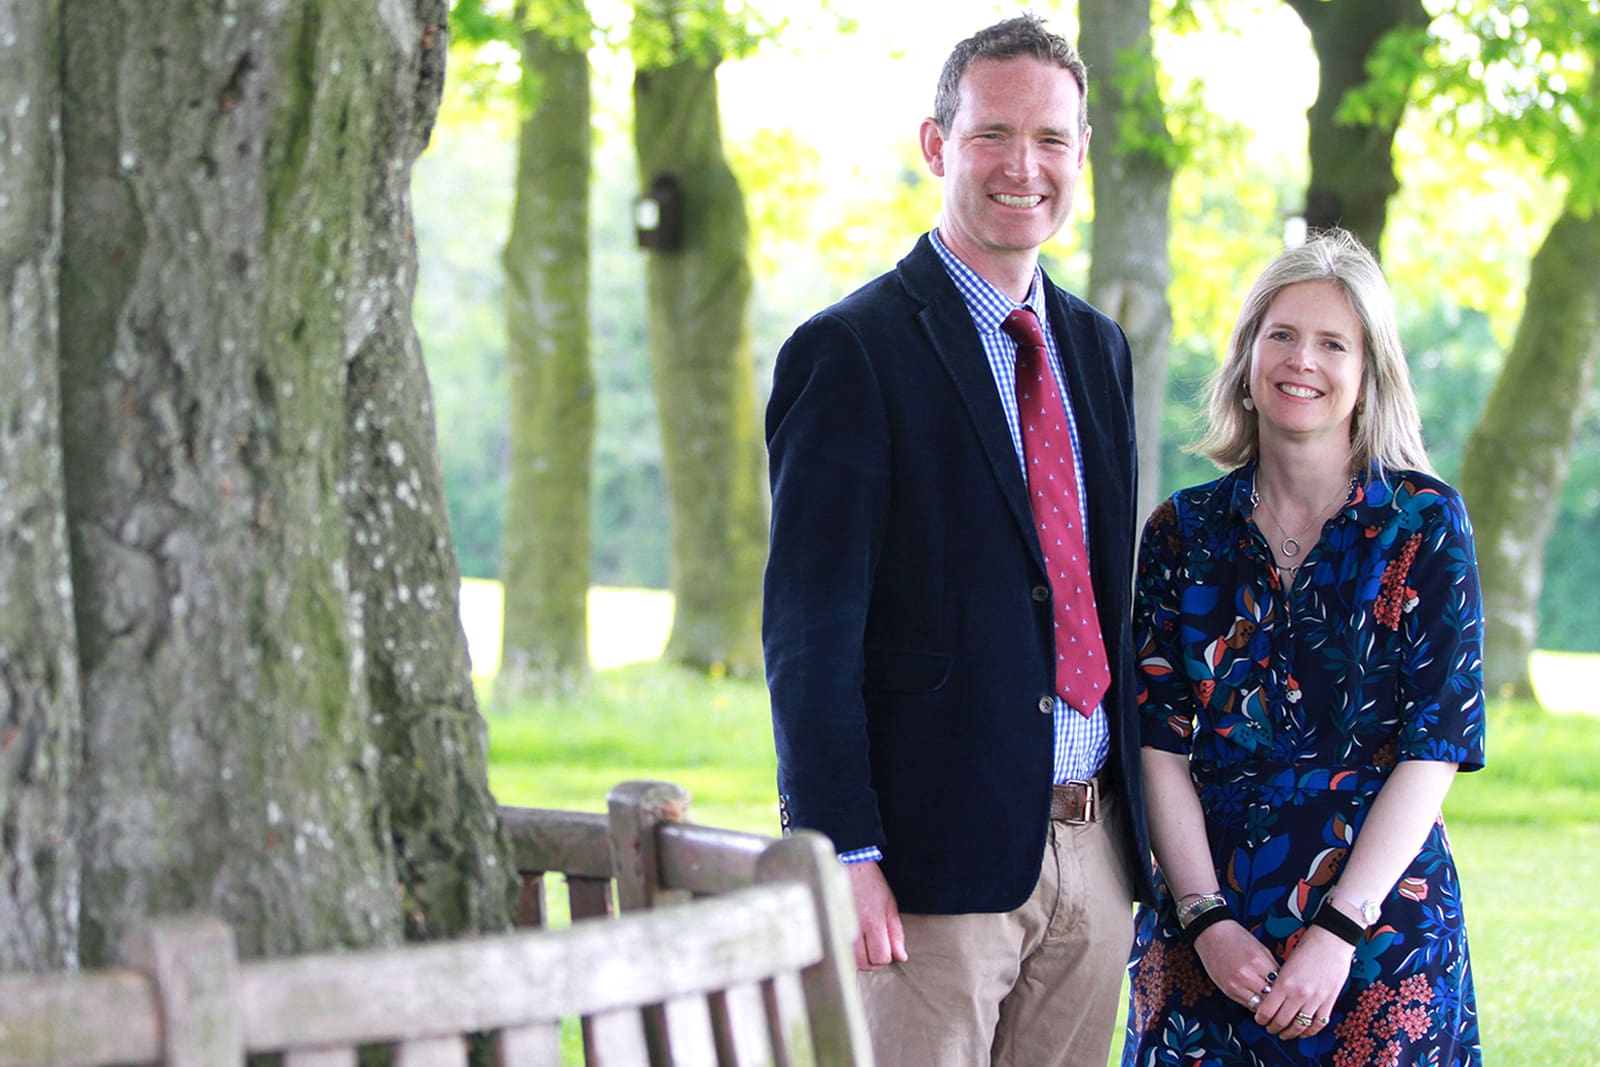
[846, 860, 908, 971]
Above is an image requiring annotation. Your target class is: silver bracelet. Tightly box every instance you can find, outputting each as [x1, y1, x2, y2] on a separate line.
[1176, 891, 1227, 929]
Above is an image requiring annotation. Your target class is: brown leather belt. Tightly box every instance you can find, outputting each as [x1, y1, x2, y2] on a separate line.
[1050, 778, 1101, 824]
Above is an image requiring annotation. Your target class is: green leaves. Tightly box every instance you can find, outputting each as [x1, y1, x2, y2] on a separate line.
[1389, 0, 1600, 211]
[629, 0, 783, 72]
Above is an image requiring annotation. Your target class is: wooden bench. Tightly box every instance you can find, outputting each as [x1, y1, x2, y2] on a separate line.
[0, 781, 872, 1066]
[0, 877, 844, 1065]
[498, 780, 868, 1065]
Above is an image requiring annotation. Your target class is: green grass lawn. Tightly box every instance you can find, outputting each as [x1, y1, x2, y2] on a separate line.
[477, 585, 1600, 1066]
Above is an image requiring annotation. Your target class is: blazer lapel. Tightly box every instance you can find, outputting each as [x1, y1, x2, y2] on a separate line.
[896, 238, 1041, 560]
[1044, 287, 1115, 504]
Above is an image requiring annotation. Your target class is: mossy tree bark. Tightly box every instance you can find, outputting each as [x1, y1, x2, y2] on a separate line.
[498, 1, 595, 701]
[0, 0, 514, 970]
[1081, 0, 1174, 520]
[1459, 202, 1600, 698]
[1284, 0, 1430, 253]
[0, 0, 80, 975]
[632, 0, 767, 676]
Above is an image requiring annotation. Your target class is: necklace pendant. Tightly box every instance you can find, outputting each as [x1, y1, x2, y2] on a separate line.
[1281, 537, 1301, 558]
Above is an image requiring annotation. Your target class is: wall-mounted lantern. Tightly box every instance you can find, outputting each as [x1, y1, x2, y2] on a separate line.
[635, 174, 683, 252]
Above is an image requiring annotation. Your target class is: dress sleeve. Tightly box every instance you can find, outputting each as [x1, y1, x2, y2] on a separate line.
[1134, 497, 1197, 755]
[1391, 484, 1487, 771]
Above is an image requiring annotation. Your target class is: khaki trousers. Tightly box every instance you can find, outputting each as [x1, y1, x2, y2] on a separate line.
[858, 798, 1135, 1067]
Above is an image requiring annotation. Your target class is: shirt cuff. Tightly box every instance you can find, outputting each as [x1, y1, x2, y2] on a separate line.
[838, 846, 884, 865]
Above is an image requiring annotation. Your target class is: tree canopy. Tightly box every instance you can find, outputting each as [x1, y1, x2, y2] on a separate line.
[414, 0, 1600, 674]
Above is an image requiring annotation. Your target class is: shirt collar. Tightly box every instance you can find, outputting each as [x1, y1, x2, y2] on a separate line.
[928, 229, 1047, 336]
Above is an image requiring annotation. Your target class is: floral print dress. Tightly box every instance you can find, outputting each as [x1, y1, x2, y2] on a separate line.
[1122, 465, 1486, 1067]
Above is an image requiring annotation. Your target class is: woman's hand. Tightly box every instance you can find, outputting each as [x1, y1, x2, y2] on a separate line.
[1192, 920, 1282, 1011]
[1253, 925, 1354, 1039]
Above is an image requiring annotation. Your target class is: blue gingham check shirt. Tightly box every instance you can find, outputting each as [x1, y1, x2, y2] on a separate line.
[838, 232, 1111, 866]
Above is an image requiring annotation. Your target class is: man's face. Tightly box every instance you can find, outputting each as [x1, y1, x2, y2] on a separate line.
[920, 56, 1089, 281]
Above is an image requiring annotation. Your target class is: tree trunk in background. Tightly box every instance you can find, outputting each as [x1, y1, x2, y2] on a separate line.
[22, 0, 513, 968]
[499, 2, 595, 701]
[1459, 202, 1600, 699]
[0, 0, 81, 974]
[1284, 0, 1430, 253]
[1080, 0, 1174, 520]
[633, 3, 767, 676]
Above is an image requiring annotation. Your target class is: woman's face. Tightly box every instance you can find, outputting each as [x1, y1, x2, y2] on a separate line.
[1248, 280, 1365, 453]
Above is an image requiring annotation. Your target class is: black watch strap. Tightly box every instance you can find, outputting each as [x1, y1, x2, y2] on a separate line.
[1310, 899, 1366, 946]
[1180, 904, 1232, 942]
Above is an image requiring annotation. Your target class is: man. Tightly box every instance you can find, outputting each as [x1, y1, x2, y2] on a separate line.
[762, 15, 1154, 1067]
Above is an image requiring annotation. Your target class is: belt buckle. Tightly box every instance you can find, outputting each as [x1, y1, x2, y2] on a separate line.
[1054, 778, 1095, 825]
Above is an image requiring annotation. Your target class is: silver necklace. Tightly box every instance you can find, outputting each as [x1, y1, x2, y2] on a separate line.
[1250, 476, 1355, 563]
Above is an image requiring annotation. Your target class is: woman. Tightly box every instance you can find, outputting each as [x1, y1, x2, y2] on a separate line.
[1122, 229, 1484, 1066]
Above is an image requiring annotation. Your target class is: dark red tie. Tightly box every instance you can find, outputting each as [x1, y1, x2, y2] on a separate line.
[1003, 307, 1109, 716]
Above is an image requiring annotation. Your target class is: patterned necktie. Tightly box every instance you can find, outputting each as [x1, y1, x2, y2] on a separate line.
[1003, 307, 1109, 716]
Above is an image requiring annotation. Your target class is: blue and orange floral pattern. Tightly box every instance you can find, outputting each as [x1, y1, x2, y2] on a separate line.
[1122, 465, 1485, 1067]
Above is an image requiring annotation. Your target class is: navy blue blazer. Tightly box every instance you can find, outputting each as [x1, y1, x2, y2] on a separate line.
[763, 235, 1154, 914]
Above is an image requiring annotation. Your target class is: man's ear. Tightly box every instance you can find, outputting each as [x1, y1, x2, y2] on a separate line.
[919, 118, 946, 177]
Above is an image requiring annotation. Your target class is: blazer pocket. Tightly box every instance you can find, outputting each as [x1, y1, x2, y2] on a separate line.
[862, 647, 951, 693]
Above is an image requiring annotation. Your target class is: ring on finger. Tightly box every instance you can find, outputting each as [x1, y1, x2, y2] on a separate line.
[1247, 994, 1261, 1010]
[1315, 1015, 1331, 1025]
[1293, 1011, 1315, 1028]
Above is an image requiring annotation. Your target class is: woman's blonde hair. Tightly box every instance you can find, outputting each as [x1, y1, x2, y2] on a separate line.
[1192, 227, 1433, 476]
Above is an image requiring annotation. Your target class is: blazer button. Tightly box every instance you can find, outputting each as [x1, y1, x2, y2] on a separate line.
[1038, 695, 1054, 714]
[1031, 584, 1050, 603]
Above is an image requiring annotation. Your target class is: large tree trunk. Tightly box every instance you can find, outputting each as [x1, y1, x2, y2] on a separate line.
[1459, 201, 1600, 698]
[0, 0, 81, 975]
[498, 2, 595, 701]
[1080, 0, 1174, 520]
[632, 2, 767, 676]
[1284, 0, 1430, 253]
[2, 0, 516, 969]
[341, 7, 515, 943]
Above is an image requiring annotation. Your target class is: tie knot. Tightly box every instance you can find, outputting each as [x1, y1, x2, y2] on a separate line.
[1002, 307, 1045, 352]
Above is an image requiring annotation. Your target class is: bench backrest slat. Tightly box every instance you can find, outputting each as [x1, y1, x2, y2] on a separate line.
[392, 1036, 467, 1067]
[0, 972, 161, 1067]
[281, 1048, 357, 1067]
[586, 1009, 651, 1063]
[494, 1022, 563, 1066]
[707, 982, 774, 1066]
[566, 874, 614, 921]
[500, 807, 611, 880]
[656, 822, 768, 897]
[239, 882, 821, 1052]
